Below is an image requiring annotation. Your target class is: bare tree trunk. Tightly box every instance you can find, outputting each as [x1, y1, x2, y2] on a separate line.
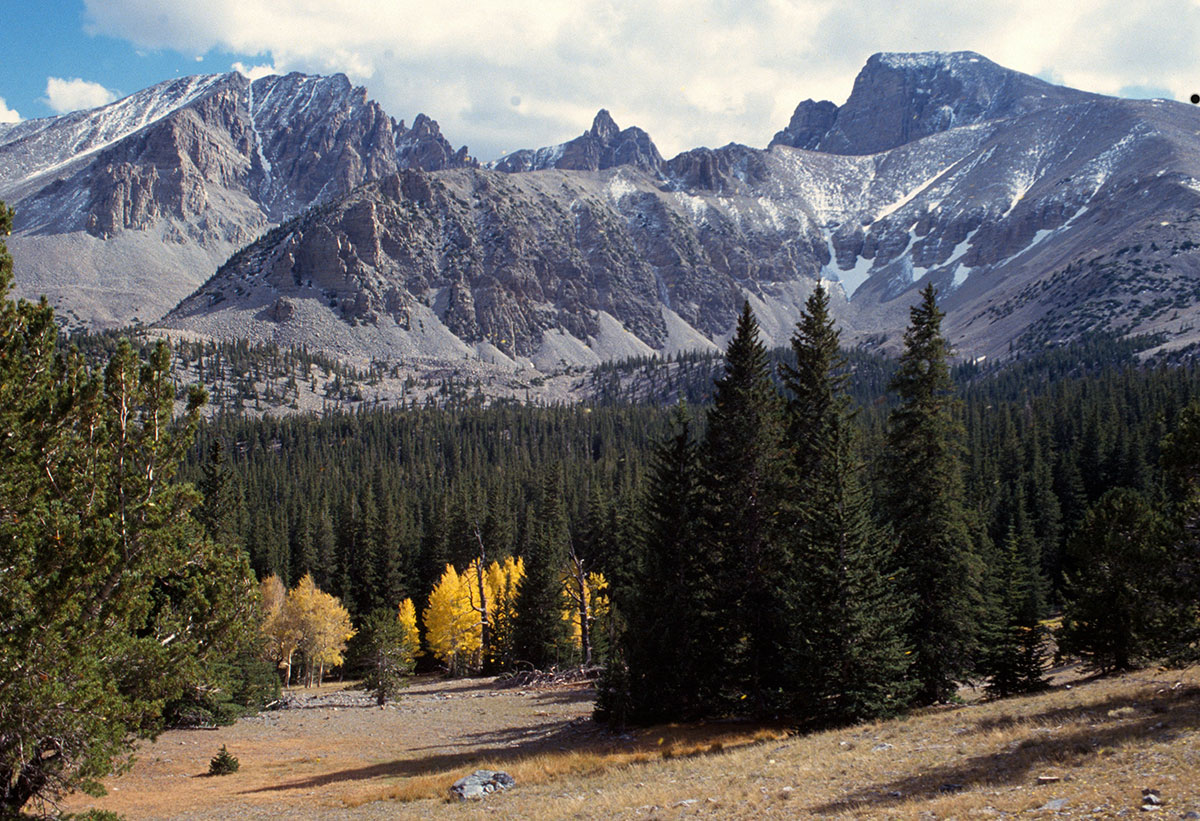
[567, 544, 592, 667]
[472, 527, 491, 670]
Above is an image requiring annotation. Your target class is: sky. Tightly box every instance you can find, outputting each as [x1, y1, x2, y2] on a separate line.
[0, 0, 1194, 162]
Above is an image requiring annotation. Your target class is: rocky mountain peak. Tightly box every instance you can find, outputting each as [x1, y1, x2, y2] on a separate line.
[590, 109, 620, 142]
[772, 50, 1098, 156]
[770, 99, 839, 151]
[396, 113, 475, 171]
[489, 109, 664, 175]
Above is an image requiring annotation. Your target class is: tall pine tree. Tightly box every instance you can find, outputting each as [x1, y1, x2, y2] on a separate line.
[617, 402, 717, 722]
[881, 284, 981, 705]
[511, 466, 571, 669]
[701, 302, 788, 715]
[781, 285, 913, 725]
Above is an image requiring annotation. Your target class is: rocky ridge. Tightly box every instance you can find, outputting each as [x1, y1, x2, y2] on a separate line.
[163, 57, 1200, 366]
[10, 51, 1200, 369]
[0, 71, 470, 328]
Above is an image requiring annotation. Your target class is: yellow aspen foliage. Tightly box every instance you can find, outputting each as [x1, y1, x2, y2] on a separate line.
[484, 555, 524, 668]
[397, 598, 420, 667]
[422, 564, 480, 675]
[260, 574, 303, 684]
[288, 573, 355, 686]
[556, 573, 604, 643]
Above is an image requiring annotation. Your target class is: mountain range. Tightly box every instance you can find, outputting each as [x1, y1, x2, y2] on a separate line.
[4, 51, 1200, 368]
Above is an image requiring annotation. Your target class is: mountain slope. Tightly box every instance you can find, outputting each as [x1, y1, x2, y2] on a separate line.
[12, 51, 1200, 366]
[161, 56, 1200, 365]
[0, 71, 470, 329]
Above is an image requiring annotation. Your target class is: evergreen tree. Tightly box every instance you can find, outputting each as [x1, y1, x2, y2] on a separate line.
[511, 467, 571, 669]
[1160, 402, 1200, 661]
[880, 284, 981, 704]
[1059, 488, 1171, 673]
[358, 608, 417, 704]
[701, 302, 788, 714]
[780, 285, 913, 725]
[615, 401, 717, 722]
[0, 203, 256, 815]
[979, 525, 1048, 696]
[196, 439, 240, 546]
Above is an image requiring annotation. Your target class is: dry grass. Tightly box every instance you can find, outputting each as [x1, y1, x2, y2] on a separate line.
[64, 665, 1200, 820]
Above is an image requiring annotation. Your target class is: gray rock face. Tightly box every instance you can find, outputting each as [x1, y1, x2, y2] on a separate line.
[396, 113, 476, 171]
[782, 51, 1098, 156]
[165, 74, 1200, 368]
[13, 51, 1200, 369]
[450, 770, 515, 800]
[770, 99, 838, 150]
[490, 110, 665, 175]
[0, 71, 471, 328]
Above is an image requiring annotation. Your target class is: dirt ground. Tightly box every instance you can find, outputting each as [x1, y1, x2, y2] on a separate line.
[63, 675, 598, 820]
[63, 665, 1200, 820]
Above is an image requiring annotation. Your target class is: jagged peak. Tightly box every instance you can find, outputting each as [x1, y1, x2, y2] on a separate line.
[590, 109, 620, 142]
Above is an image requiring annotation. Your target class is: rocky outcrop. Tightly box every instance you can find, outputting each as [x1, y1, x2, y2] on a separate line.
[0, 70, 472, 327]
[450, 770, 514, 800]
[396, 113, 475, 171]
[770, 99, 838, 150]
[490, 110, 665, 175]
[166, 75, 1200, 366]
[774, 52, 1098, 156]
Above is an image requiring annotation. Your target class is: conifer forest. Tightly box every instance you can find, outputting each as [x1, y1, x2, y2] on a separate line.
[5, 202, 1200, 815]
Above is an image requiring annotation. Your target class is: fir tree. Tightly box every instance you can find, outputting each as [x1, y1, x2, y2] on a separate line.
[1059, 488, 1171, 673]
[616, 401, 716, 722]
[701, 302, 788, 714]
[881, 284, 981, 704]
[358, 608, 417, 705]
[0, 202, 256, 814]
[781, 285, 913, 725]
[511, 467, 571, 670]
[979, 525, 1048, 696]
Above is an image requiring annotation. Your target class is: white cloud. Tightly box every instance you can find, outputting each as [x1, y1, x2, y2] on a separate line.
[44, 77, 117, 114]
[232, 61, 280, 81]
[0, 97, 20, 124]
[80, 0, 1200, 161]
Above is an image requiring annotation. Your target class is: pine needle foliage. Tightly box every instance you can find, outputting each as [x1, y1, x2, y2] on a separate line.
[781, 285, 914, 726]
[0, 202, 257, 817]
[1059, 488, 1172, 673]
[881, 284, 981, 705]
[207, 745, 239, 776]
[618, 401, 716, 722]
[701, 302, 789, 715]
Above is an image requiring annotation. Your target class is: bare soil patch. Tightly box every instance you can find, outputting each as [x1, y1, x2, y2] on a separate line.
[65, 665, 1200, 819]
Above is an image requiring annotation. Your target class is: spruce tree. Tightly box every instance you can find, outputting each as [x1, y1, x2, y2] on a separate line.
[781, 285, 913, 725]
[1059, 488, 1171, 673]
[1159, 402, 1200, 661]
[511, 467, 571, 670]
[617, 401, 716, 722]
[979, 524, 1048, 696]
[701, 302, 787, 714]
[0, 203, 256, 814]
[881, 284, 980, 704]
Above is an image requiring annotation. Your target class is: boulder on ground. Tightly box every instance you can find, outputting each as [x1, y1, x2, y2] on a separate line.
[450, 769, 515, 800]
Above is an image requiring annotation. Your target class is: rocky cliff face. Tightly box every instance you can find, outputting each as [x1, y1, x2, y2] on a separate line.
[163, 54, 1200, 367]
[11, 52, 1200, 368]
[771, 51, 1097, 155]
[0, 71, 470, 328]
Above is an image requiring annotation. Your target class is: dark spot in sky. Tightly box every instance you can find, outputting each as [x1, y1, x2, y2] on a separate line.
[1191, 93, 1200, 104]
[511, 96, 521, 107]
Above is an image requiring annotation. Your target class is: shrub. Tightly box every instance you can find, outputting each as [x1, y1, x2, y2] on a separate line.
[208, 745, 240, 776]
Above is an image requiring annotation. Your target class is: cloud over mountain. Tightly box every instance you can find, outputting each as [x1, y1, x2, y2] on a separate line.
[81, 0, 1200, 162]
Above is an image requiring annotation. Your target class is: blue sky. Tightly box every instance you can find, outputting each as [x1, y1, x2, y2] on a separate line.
[1, 0, 1196, 162]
